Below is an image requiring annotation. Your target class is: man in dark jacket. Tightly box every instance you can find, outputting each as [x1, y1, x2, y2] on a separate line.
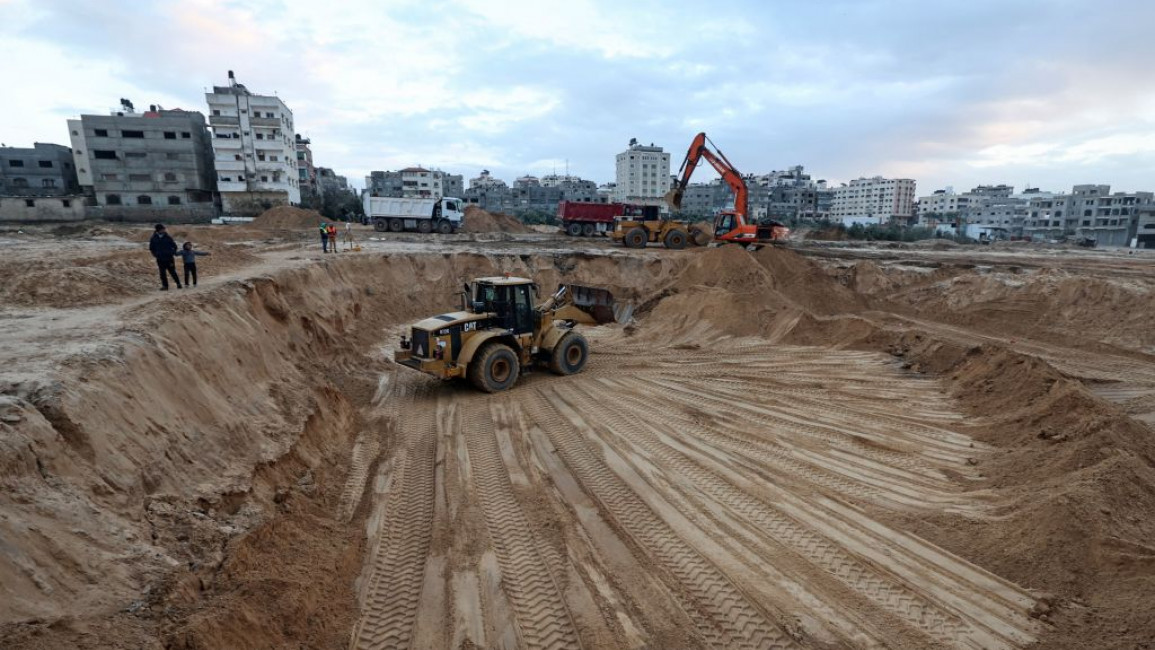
[149, 223, 182, 290]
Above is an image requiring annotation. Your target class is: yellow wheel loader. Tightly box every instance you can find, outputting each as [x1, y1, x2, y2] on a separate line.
[394, 276, 626, 392]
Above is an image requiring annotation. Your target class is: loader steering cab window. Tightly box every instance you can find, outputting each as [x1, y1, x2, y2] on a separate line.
[512, 284, 533, 334]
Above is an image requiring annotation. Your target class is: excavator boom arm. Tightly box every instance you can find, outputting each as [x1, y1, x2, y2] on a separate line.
[667, 132, 747, 220]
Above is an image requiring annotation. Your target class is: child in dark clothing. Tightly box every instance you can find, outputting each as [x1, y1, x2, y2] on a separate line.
[180, 242, 211, 287]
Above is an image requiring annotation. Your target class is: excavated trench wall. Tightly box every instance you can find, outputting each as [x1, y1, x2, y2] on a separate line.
[0, 250, 686, 649]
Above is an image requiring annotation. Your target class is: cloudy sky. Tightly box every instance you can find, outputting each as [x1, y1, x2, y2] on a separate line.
[3, 0, 1155, 194]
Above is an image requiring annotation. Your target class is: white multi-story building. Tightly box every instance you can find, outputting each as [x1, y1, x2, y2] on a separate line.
[614, 138, 671, 206]
[205, 72, 300, 214]
[830, 176, 916, 225]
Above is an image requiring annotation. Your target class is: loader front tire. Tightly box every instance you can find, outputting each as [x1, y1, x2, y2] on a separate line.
[549, 332, 589, 375]
[663, 229, 687, 250]
[469, 343, 520, 392]
[624, 227, 647, 248]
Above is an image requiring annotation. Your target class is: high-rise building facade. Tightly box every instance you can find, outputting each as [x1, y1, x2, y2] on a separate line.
[614, 139, 671, 206]
[205, 72, 299, 215]
[830, 177, 916, 225]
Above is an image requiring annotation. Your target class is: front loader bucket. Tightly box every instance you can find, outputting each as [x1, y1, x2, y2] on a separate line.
[562, 284, 630, 324]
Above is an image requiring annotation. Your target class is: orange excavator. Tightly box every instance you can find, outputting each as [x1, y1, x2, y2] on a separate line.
[666, 132, 790, 246]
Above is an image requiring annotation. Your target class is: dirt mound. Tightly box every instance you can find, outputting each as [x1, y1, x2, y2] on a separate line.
[251, 206, 326, 230]
[0, 245, 260, 309]
[461, 205, 532, 233]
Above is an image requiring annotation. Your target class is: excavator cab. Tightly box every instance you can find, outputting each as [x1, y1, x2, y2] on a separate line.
[715, 213, 738, 237]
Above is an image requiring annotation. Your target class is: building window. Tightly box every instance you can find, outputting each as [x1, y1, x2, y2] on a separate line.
[163, 131, 176, 139]
[166, 152, 180, 160]
[94, 150, 117, 160]
[105, 194, 122, 205]
[122, 130, 145, 138]
[101, 173, 118, 180]
[25, 199, 35, 207]
[261, 175, 268, 182]
[38, 160, 53, 168]
[128, 174, 150, 181]
[12, 178, 28, 188]
[125, 151, 147, 159]
[164, 173, 177, 181]
[168, 196, 181, 205]
[8, 159, 24, 167]
[62, 199, 71, 207]
[137, 195, 152, 205]
[212, 109, 221, 116]
[1084, 209, 1092, 217]
[181, 132, 190, 138]
[270, 155, 277, 162]
[42, 179, 56, 188]
[257, 154, 266, 161]
[94, 129, 108, 137]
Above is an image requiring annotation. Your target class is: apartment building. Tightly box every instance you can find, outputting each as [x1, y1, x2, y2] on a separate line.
[205, 72, 299, 215]
[830, 177, 916, 225]
[0, 143, 80, 197]
[614, 138, 671, 206]
[296, 135, 317, 194]
[66, 103, 216, 216]
[1022, 184, 1154, 246]
[1135, 204, 1155, 249]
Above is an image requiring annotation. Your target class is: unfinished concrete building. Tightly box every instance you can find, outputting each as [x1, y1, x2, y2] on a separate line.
[0, 143, 80, 197]
[67, 102, 217, 221]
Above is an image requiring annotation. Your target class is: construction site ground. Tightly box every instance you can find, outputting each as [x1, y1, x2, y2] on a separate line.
[2, 221, 1154, 649]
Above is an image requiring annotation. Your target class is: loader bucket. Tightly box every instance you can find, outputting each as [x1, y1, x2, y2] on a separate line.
[562, 284, 630, 324]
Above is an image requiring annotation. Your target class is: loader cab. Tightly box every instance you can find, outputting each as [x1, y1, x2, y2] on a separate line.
[470, 277, 535, 334]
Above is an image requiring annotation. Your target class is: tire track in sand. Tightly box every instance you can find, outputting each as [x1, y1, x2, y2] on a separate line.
[349, 385, 439, 650]
[461, 394, 582, 649]
[566, 380, 985, 648]
[337, 374, 401, 522]
[530, 386, 798, 650]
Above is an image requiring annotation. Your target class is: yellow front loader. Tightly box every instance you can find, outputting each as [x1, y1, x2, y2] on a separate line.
[394, 276, 627, 392]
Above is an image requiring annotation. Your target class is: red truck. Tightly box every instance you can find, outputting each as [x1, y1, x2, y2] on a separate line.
[557, 201, 628, 237]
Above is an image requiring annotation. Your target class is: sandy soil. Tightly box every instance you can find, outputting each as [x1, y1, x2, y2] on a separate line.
[1, 225, 1154, 649]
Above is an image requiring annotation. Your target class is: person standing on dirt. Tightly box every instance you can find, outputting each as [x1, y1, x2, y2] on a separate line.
[149, 223, 181, 290]
[319, 222, 329, 253]
[180, 242, 211, 287]
[326, 223, 339, 253]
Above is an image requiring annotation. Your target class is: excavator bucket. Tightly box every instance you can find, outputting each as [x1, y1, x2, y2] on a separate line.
[664, 188, 684, 211]
[561, 284, 630, 324]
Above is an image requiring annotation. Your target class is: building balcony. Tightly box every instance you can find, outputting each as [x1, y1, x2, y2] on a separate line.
[217, 181, 249, 193]
[250, 117, 280, 127]
[209, 115, 239, 126]
[212, 137, 243, 148]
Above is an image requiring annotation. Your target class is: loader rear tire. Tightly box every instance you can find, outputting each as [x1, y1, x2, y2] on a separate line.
[663, 229, 687, 250]
[469, 343, 520, 392]
[624, 227, 647, 248]
[549, 332, 589, 375]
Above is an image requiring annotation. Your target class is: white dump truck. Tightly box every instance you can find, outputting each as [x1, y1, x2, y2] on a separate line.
[363, 196, 465, 234]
